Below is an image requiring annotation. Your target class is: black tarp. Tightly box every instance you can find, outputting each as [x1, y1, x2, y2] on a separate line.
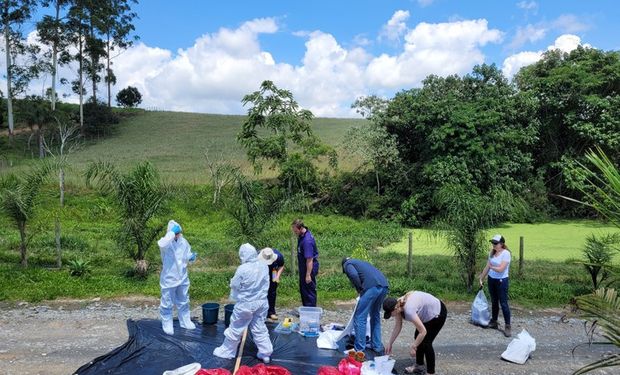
[74, 319, 376, 375]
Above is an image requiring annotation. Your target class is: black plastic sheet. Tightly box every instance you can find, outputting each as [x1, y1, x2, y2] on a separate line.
[74, 319, 372, 375]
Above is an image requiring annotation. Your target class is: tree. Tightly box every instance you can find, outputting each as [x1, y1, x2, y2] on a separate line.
[567, 148, 620, 374]
[116, 85, 142, 108]
[37, 0, 73, 111]
[99, 0, 138, 108]
[16, 95, 55, 159]
[85, 161, 168, 276]
[516, 47, 620, 214]
[1, 0, 41, 140]
[238, 80, 337, 196]
[0, 162, 52, 267]
[434, 185, 524, 291]
[379, 64, 538, 222]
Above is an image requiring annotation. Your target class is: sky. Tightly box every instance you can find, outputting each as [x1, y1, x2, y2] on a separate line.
[15, 0, 620, 117]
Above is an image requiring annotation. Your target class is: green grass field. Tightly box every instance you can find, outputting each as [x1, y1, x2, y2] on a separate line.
[1, 111, 366, 184]
[384, 221, 620, 261]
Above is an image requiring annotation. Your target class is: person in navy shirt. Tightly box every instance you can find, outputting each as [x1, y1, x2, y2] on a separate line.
[258, 247, 285, 320]
[342, 257, 389, 354]
[291, 219, 319, 307]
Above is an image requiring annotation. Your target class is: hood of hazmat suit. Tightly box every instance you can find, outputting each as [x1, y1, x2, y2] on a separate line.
[229, 243, 269, 303]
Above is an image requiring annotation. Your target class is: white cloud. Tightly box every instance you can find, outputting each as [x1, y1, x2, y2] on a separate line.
[502, 34, 590, 77]
[379, 10, 410, 43]
[367, 19, 503, 88]
[509, 24, 546, 49]
[417, 0, 435, 7]
[7, 16, 504, 117]
[552, 14, 590, 33]
[516, 1, 538, 11]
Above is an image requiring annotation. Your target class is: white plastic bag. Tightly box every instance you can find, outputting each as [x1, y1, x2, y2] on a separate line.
[501, 329, 536, 364]
[471, 289, 491, 327]
[162, 362, 201, 375]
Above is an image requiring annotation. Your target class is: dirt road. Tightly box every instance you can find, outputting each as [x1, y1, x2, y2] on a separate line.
[0, 298, 615, 375]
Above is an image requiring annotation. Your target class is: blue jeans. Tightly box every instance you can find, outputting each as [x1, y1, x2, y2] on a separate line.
[488, 276, 511, 325]
[353, 286, 388, 352]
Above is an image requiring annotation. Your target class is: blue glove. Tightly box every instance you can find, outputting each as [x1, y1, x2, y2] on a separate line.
[171, 224, 181, 234]
[189, 252, 197, 262]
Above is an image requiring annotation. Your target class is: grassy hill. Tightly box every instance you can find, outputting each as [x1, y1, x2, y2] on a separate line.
[1, 110, 366, 184]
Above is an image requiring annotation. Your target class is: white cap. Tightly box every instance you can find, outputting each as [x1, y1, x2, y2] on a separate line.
[490, 234, 505, 244]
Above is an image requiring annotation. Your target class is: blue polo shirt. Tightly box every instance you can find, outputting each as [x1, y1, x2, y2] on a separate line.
[297, 229, 319, 272]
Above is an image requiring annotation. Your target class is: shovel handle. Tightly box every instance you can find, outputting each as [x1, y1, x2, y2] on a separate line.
[233, 328, 248, 375]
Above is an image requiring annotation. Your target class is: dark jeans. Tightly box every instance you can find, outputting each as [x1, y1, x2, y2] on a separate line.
[414, 301, 447, 374]
[299, 269, 317, 307]
[488, 276, 511, 325]
[267, 280, 278, 316]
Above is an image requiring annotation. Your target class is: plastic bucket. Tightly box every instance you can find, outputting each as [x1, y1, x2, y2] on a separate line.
[202, 303, 220, 325]
[224, 304, 235, 327]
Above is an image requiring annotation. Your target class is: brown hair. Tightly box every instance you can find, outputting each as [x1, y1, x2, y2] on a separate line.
[291, 219, 306, 230]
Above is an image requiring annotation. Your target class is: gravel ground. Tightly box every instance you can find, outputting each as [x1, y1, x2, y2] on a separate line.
[0, 298, 616, 375]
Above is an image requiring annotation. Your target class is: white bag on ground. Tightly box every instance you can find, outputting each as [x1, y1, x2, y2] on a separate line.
[162, 362, 201, 375]
[501, 329, 536, 364]
[471, 289, 491, 327]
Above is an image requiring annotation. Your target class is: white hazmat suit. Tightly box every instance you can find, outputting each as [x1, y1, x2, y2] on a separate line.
[158, 220, 196, 335]
[213, 243, 273, 362]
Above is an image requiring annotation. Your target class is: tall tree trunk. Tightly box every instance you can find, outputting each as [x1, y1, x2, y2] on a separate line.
[4, 13, 14, 141]
[51, 1, 60, 111]
[106, 33, 111, 108]
[37, 127, 45, 158]
[89, 22, 97, 103]
[78, 34, 84, 133]
[55, 215, 62, 268]
[18, 221, 27, 267]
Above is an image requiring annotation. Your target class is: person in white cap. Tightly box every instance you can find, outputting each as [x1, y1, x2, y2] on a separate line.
[213, 243, 273, 363]
[258, 247, 285, 321]
[479, 234, 512, 337]
[157, 220, 197, 335]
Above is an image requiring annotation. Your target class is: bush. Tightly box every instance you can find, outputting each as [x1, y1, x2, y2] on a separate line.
[581, 234, 619, 289]
[68, 259, 91, 277]
[79, 101, 119, 138]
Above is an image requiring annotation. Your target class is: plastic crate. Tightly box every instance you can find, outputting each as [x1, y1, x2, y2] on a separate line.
[298, 306, 323, 335]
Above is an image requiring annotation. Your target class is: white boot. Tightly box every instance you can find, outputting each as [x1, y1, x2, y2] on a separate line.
[180, 311, 196, 330]
[162, 319, 174, 335]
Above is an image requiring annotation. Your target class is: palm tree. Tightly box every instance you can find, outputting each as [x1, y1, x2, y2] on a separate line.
[85, 161, 169, 276]
[0, 162, 52, 267]
[569, 147, 620, 374]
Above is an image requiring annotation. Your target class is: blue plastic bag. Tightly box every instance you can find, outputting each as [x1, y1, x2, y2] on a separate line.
[471, 289, 491, 327]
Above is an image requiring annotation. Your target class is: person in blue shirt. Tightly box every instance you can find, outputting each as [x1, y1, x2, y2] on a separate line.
[258, 247, 285, 321]
[291, 219, 319, 307]
[342, 257, 389, 354]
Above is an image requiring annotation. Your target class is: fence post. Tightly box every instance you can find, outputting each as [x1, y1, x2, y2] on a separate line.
[291, 234, 297, 276]
[407, 231, 413, 277]
[519, 236, 524, 277]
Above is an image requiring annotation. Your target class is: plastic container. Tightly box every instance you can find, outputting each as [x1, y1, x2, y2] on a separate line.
[202, 302, 220, 325]
[298, 306, 323, 335]
[224, 303, 235, 327]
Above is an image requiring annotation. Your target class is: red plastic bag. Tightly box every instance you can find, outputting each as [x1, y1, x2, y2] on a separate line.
[317, 366, 343, 375]
[196, 369, 231, 375]
[337, 356, 362, 375]
[235, 364, 291, 375]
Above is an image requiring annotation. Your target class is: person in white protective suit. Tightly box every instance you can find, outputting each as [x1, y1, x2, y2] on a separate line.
[158, 220, 197, 335]
[213, 243, 273, 363]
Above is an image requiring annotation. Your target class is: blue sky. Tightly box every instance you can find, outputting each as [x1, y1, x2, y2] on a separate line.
[21, 0, 620, 117]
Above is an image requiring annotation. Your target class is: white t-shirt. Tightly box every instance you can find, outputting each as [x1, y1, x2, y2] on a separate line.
[402, 291, 441, 323]
[488, 249, 511, 279]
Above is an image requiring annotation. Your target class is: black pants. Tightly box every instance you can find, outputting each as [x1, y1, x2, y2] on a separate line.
[414, 301, 447, 374]
[267, 279, 278, 316]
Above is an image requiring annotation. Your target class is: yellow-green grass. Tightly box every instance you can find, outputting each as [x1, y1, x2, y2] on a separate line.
[383, 220, 620, 261]
[1, 111, 365, 184]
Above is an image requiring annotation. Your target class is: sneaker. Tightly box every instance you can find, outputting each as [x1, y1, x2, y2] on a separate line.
[488, 320, 498, 329]
[268, 314, 278, 321]
[404, 365, 426, 374]
[504, 324, 512, 337]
